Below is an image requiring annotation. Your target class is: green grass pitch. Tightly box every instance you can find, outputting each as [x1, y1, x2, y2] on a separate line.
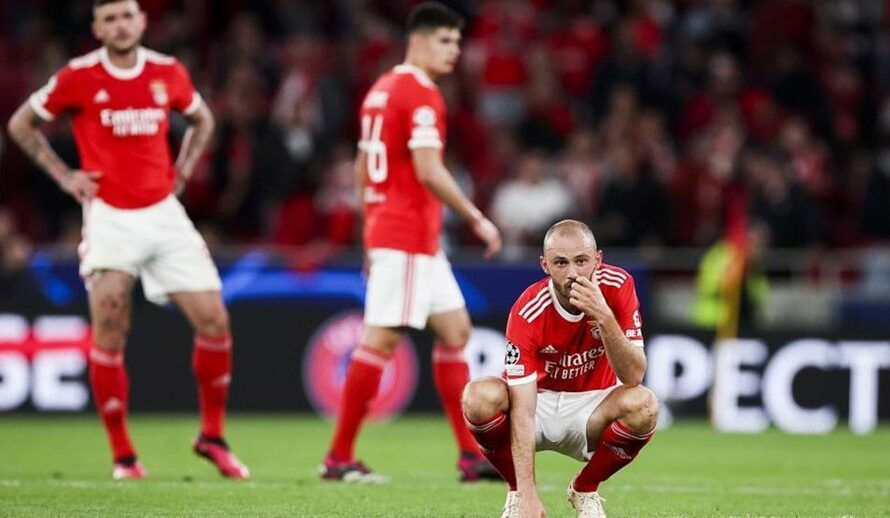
[0, 414, 887, 517]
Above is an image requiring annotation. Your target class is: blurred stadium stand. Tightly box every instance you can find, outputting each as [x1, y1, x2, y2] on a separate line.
[1, 1, 889, 430]
[1, 0, 889, 327]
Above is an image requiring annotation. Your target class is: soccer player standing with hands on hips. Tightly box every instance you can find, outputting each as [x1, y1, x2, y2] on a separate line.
[320, 2, 503, 483]
[7, 0, 248, 480]
[462, 220, 658, 517]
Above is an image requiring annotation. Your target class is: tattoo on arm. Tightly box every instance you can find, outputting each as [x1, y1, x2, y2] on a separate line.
[12, 113, 70, 184]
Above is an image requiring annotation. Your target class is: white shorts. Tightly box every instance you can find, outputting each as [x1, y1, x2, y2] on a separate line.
[79, 195, 222, 305]
[364, 248, 466, 330]
[535, 385, 621, 462]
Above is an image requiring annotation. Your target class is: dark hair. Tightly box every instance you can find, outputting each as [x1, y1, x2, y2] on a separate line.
[94, 0, 137, 7]
[406, 2, 464, 34]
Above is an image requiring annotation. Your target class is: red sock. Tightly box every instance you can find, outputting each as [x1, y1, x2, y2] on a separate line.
[88, 347, 135, 462]
[328, 346, 390, 462]
[465, 412, 517, 490]
[432, 344, 482, 457]
[573, 420, 654, 492]
[193, 334, 232, 439]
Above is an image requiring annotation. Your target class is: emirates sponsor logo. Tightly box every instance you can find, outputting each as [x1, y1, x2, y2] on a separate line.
[100, 107, 166, 136]
[543, 345, 605, 380]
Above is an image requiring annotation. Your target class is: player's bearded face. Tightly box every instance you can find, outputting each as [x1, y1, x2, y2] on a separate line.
[542, 238, 601, 301]
[93, 1, 146, 53]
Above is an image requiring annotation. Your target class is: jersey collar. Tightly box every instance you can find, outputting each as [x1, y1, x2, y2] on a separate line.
[393, 63, 435, 88]
[548, 279, 585, 322]
[99, 46, 146, 80]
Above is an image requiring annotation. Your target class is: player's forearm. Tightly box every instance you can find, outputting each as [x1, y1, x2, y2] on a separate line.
[7, 105, 71, 184]
[509, 387, 539, 495]
[597, 316, 646, 386]
[421, 164, 483, 223]
[176, 107, 214, 179]
[354, 153, 367, 219]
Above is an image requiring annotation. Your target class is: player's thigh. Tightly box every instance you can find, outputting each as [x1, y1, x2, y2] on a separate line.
[170, 290, 229, 337]
[79, 198, 147, 281]
[364, 248, 432, 330]
[427, 306, 472, 347]
[426, 252, 467, 330]
[141, 198, 222, 306]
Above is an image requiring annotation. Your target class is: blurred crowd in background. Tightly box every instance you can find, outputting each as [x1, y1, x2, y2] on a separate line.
[2, 0, 890, 265]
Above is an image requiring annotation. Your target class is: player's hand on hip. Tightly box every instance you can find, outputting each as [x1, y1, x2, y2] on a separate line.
[569, 275, 613, 323]
[174, 172, 187, 196]
[60, 170, 101, 204]
[472, 216, 502, 259]
[519, 494, 547, 518]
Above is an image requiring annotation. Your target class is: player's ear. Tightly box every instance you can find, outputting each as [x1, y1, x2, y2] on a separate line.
[595, 250, 604, 268]
[539, 256, 548, 274]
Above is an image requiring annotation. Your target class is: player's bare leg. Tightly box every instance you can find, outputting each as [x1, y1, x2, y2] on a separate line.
[429, 308, 501, 481]
[171, 290, 249, 480]
[568, 386, 659, 517]
[87, 270, 146, 479]
[462, 377, 519, 515]
[321, 324, 400, 483]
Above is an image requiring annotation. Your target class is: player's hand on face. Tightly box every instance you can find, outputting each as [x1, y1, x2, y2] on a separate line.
[60, 170, 101, 204]
[472, 216, 502, 259]
[568, 275, 612, 323]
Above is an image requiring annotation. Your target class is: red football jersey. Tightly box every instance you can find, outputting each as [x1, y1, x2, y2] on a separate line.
[504, 265, 644, 392]
[29, 47, 202, 209]
[358, 64, 447, 255]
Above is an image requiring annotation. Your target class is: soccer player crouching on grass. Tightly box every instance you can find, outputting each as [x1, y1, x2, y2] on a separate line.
[462, 220, 658, 518]
[7, 0, 248, 480]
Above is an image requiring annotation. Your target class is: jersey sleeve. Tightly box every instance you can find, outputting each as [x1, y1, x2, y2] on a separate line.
[404, 88, 444, 151]
[169, 61, 202, 116]
[503, 305, 540, 386]
[614, 276, 644, 347]
[29, 67, 80, 121]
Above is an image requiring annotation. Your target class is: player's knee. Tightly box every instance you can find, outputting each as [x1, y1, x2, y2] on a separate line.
[93, 297, 131, 348]
[437, 322, 471, 347]
[194, 306, 230, 338]
[462, 376, 508, 423]
[621, 386, 659, 431]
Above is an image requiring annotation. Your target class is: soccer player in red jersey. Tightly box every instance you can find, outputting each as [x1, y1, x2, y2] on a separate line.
[320, 2, 503, 483]
[462, 220, 658, 517]
[7, 0, 248, 480]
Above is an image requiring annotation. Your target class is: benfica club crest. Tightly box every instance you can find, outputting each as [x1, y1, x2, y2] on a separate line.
[150, 81, 168, 105]
[590, 323, 601, 339]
